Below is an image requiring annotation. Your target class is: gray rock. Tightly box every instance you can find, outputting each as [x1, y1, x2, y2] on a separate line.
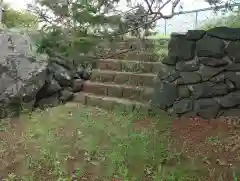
[218, 91, 240, 108]
[196, 35, 225, 58]
[50, 57, 73, 70]
[164, 70, 180, 83]
[198, 57, 229, 67]
[186, 30, 206, 40]
[180, 72, 201, 84]
[173, 99, 193, 114]
[176, 61, 199, 72]
[48, 63, 72, 87]
[46, 77, 62, 95]
[226, 63, 240, 71]
[151, 82, 178, 109]
[198, 65, 225, 81]
[225, 79, 235, 90]
[81, 69, 91, 80]
[210, 74, 225, 83]
[0, 47, 47, 118]
[226, 41, 240, 62]
[168, 35, 195, 61]
[75, 65, 85, 78]
[225, 72, 240, 89]
[162, 56, 178, 65]
[156, 63, 175, 80]
[170, 32, 186, 37]
[37, 93, 60, 109]
[207, 26, 240, 40]
[189, 82, 228, 99]
[178, 86, 190, 99]
[60, 88, 74, 102]
[195, 99, 220, 118]
[221, 108, 240, 117]
[72, 79, 84, 92]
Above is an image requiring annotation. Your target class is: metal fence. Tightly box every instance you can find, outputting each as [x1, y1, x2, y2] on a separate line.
[157, 2, 240, 35]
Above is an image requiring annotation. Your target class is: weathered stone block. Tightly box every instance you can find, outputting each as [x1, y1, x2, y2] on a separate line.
[122, 87, 140, 100]
[221, 108, 240, 117]
[207, 26, 240, 40]
[107, 85, 123, 97]
[139, 88, 153, 102]
[198, 65, 225, 81]
[195, 99, 220, 118]
[173, 99, 193, 114]
[97, 60, 121, 71]
[209, 74, 225, 83]
[114, 73, 129, 84]
[180, 72, 202, 84]
[176, 60, 199, 72]
[171, 32, 186, 37]
[196, 35, 225, 58]
[83, 82, 107, 96]
[164, 70, 180, 83]
[178, 86, 190, 98]
[100, 73, 115, 82]
[225, 72, 240, 89]
[189, 82, 228, 99]
[152, 82, 177, 109]
[218, 91, 240, 108]
[198, 57, 229, 67]
[168, 35, 195, 61]
[156, 63, 175, 80]
[226, 41, 240, 62]
[226, 63, 240, 71]
[162, 56, 178, 65]
[186, 30, 206, 40]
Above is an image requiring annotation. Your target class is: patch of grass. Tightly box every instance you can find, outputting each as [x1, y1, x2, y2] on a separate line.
[0, 103, 208, 180]
[206, 136, 221, 145]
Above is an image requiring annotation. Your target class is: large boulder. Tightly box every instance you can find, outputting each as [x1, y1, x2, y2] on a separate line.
[0, 30, 48, 117]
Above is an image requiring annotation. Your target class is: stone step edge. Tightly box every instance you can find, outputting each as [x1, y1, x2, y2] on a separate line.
[83, 80, 154, 90]
[82, 81, 153, 102]
[73, 92, 151, 112]
[97, 58, 163, 64]
[91, 69, 157, 77]
[102, 49, 159, 54]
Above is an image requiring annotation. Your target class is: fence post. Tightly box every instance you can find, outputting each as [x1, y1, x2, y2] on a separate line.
[195, 11, 198, 29]
[164, 19, 167, 35]
[0, 6, 2, 23]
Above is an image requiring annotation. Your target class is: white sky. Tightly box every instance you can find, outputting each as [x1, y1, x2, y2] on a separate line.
[4, 0, 211, 11]
[3, 0, 229, 34]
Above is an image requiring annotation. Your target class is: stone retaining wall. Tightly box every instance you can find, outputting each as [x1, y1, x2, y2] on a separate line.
[152, 27, 240, 119]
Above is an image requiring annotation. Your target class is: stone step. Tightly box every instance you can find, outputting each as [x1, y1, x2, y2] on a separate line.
[96, 59, 162, 73]
[82, 81, 153, 102]
[100, 49, 160, 62]
[90, 70, 157, 87]
[73, 92, 151, 112]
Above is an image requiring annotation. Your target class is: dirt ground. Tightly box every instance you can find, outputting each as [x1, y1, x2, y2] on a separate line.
[0, 105, 240, 181]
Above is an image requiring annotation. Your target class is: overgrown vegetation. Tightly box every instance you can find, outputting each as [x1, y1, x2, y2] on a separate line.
[1, 3, 38, 29]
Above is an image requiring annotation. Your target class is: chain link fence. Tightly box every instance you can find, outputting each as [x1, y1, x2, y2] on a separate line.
[156, 2, 240, 36]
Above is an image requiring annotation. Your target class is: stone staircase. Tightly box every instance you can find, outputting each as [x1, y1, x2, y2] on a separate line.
[73, 39, 165, 112]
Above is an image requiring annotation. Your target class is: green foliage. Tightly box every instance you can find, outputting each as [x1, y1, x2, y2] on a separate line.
[201, 12, 240, 29]
[32, 0, 123, 59]
[2, 4, 38, 28]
